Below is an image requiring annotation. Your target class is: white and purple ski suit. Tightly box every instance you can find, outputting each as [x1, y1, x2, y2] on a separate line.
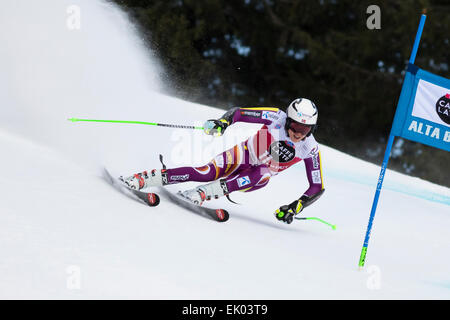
[163, 107, 324, 202]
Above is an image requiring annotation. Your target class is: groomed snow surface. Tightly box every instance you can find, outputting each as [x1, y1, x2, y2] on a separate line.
[0, 0, 449, 299]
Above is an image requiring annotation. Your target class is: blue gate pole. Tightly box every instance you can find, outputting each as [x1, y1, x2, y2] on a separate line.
[358, 14, 426, 268]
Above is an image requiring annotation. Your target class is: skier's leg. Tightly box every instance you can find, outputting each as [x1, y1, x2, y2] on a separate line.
[122, 142, 249, 190]
[165, 142, 249, 184]
[176, 143, 259, 204]
[224, 164, 272, 193]
[179, 164, 271, 205]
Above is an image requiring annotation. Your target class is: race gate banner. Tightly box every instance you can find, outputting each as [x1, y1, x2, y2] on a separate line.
[391, 63, 450, 152]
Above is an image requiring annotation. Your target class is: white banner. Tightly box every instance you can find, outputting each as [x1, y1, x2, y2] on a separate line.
[411, 79, 450, 127]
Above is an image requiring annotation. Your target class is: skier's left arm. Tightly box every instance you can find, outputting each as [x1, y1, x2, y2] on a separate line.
[275, 149, 325, 224]
[300, 149, 325, 206]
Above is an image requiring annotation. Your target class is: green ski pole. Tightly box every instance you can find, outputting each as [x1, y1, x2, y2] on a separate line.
[68, 118, 204, 130]
[295, 217, 337, 230]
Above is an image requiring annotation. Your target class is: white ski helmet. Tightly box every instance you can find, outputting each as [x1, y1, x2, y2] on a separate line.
[285, 98, 318, 137]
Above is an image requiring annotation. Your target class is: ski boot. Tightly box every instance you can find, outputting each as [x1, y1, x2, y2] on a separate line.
[120, 169, 166, 190]
[178, 179, 228, 206]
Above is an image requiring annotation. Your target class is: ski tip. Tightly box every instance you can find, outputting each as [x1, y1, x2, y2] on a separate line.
[215, 209, 229, 222]
[146, 193, 160, 207]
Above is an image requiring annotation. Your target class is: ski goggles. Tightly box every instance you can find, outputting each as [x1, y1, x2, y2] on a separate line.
[287, 120, 312, 136]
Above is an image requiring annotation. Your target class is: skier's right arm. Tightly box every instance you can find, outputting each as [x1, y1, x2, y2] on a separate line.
[204, 107, 280, 136]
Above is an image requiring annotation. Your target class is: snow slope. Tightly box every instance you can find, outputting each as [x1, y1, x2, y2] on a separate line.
[0, 0, 449, 299]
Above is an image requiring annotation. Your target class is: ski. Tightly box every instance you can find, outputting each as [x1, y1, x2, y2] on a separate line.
[103, 168, 160, 207]
[157, 187, 229, 222]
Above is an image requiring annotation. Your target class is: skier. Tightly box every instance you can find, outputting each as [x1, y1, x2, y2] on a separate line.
[122, 98, 325, 224]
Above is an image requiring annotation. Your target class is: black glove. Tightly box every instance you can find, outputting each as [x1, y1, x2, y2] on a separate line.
[203, 119, 230, 137]
[275, 199, 304, 224]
